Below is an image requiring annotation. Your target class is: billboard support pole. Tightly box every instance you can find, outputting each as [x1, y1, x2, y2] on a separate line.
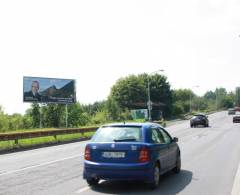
[40, 104, 42, 129]
[65, 104, 68, 128]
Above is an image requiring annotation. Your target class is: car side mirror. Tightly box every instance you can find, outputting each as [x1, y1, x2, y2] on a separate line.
[172, 137, 178, 142]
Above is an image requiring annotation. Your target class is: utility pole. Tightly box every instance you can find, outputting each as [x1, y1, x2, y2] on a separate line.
[147, 69, 164, 121]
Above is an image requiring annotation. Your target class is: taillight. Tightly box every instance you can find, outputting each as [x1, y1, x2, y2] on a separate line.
[84, 145, 91, 161]
[139, 147, 150, 163]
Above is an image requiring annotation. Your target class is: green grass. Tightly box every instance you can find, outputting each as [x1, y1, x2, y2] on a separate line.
[0, 132, 95, 151]
[0, 128, 58, 134]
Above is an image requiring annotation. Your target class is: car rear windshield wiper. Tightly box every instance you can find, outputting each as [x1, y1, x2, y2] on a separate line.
[114, 138, 137, 142]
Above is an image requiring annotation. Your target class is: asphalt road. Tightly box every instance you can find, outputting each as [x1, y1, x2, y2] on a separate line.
[1, 111, 240, 195]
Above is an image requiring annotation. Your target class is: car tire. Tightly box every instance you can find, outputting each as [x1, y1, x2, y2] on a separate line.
[86, 178, 99, 186]
[173, 155, 181, 174]
[148, 163, 160, 189]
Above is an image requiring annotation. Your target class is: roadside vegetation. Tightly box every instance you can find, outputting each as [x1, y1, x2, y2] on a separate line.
[0, 74, 239, 133]
[0, 73, 239, 151]
[0, 132, 95, 151]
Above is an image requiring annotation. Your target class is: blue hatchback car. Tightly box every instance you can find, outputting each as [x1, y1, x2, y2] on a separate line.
[83, 122, 181, 189]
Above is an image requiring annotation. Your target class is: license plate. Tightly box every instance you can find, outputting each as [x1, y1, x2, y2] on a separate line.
[102, 152, 125, 158]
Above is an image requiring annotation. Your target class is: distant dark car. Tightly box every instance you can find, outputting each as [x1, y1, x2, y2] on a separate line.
[83, 123, 181, 189]
[233, 114, 240, 123]
[228, 108, 236, 115]
[190, 114, 209, 127]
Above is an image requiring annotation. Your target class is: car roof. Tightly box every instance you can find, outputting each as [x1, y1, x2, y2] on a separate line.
[101, 122, 163, 128]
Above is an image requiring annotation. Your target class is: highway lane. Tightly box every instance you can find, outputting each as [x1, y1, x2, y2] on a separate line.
[0, 141, 87, 175]
[1, 111, 240, 195]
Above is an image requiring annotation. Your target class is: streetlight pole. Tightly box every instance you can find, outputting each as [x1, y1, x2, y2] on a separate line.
[147, 69, 164, 121]
[147, 76, 152, 121]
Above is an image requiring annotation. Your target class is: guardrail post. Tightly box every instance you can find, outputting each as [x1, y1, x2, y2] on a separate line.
[81, 130, 84, 137]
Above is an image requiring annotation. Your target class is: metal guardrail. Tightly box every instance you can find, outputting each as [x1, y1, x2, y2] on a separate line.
[0, 127, 99, 144]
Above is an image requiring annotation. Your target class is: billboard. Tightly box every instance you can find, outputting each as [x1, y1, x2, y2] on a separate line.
[23, 76, 76, 104]
[131, 109, 148, 120]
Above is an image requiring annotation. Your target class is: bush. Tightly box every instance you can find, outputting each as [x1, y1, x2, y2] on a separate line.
[172, 102, 184, 116]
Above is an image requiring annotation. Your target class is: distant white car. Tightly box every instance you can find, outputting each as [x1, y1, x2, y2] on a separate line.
[228, 108, 236, 115]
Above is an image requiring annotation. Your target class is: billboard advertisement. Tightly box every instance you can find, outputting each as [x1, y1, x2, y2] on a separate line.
[23, 76, 76, 104]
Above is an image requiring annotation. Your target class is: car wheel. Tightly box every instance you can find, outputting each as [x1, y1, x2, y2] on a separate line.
[149, 163, 160, 189]
[86, 178, 99, 186]
[173, 155, 181, 174]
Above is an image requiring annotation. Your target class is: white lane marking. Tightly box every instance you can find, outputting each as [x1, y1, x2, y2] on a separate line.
[75, 186, 90, 193]
[0, 154, 83, 176]
[231, 161, 240, 195]
[75, 181, 103, 194]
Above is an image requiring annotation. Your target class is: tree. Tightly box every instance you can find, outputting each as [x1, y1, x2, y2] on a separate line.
[0, 106, 9, 132]
[236, 87, 240, 106]
[110, 74, 147, 109]
[82, 101, 107, 115]
[204, 91, 216, 100]
[106, 97, 122, 121]
[22, 115, 33, 129]
[29, 103, 40, 128]
[171, 102, 184, 116]
[43, 104, 65, 127]
[220, 96, 234, 108]
[91, 111, 108, 125]
[109, 73, 172, 119]
[8, 114, 24, 130]
[214, 88, 235, 109]
[192, 97, 208, 111]
[172, 89, 195, 113]
[67, 103, 90, 127]
[149, 74, 172, 118]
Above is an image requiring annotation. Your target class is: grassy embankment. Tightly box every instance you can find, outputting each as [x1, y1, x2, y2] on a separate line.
[0, 127, 95, 151]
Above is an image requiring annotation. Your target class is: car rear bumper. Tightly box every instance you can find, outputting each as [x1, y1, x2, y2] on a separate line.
[191, 121, 207, 126]
[83, 160, 154, 182]
[233, 118, 240, 123]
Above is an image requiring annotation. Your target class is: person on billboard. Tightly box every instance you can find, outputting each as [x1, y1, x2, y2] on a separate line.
[24, 80, 42, 101]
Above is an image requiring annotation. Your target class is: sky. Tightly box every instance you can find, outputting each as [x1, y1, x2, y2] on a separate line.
[0, 0, 240, 115]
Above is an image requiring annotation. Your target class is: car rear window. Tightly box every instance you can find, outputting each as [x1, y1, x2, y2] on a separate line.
[193, 115, 205, 118]
[91, 126, 142, 142]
